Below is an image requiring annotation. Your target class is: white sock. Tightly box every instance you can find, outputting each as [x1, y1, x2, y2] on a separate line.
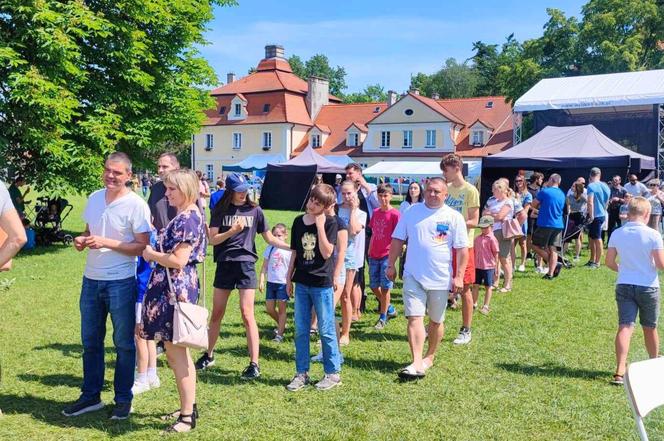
[147, 367, 158, 381]
[136, 372, 148, 384]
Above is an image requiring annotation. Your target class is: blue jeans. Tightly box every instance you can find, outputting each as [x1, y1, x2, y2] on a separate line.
[294, 284, 341, 375]
[80, 276, 137, 404]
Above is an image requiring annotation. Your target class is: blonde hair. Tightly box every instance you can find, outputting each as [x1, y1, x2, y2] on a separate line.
[628, 196, 650, 217]
[492, 179, 508, 195]
[163, 169, 199, 206]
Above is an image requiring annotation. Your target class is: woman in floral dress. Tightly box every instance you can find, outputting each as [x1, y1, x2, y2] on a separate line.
[139, 169, 207, 434]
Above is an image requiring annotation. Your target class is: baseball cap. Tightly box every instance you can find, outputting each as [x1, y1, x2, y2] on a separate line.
[478, 215, 494, 228]
[226, 173, 250, 192]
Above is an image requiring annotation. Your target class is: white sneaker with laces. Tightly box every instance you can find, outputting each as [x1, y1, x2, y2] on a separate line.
[453, 328, 472, 345]
[517, 264, 526, 272]
[131, 380, 151, 395]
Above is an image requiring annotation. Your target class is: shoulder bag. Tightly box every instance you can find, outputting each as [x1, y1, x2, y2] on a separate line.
[502, 217, 524, 239]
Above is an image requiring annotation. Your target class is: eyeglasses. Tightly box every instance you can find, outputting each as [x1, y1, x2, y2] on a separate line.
[649, 184, 658, 187]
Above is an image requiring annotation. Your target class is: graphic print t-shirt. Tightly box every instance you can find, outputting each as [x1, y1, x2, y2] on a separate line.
[263, 245, 292, 284]
[368, 207, 400, 259]
[290, 214, 338, 287]
[445, 180, 480, 242]
[210, 203, 267, 262]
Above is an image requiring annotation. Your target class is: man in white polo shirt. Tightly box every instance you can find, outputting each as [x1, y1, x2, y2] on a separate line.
[387, 177, 468, 379]
[62, 152, 151, 420]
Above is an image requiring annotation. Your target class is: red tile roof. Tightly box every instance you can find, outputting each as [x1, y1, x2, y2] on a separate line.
[203, 91, 312, 126]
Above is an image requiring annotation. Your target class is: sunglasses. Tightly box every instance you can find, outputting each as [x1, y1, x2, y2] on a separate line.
[649, 184, 658, 187]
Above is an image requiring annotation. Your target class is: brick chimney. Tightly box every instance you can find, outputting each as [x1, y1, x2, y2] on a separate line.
[387, 90, 398, 107]
[307, 76, 329, 121]
[265, 44, 285, 59]
[227, 72, 236, 84]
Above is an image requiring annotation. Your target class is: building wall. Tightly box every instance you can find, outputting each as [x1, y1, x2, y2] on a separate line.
[363, 123, 454, 153]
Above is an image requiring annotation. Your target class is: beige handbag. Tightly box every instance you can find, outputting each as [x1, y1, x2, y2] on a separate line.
[165, 242, 209, 350]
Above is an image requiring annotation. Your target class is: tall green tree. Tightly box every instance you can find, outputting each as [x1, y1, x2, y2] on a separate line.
[343, 84, 388, 103]
[409, 58, 480, 99]
[287, 53, 347, 96]
[0, 0, 235, 193]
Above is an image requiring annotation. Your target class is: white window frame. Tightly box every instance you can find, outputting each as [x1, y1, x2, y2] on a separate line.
[380, 131, 390, 148]
[311, 134, 321, 148]
[205, 134, 213, 150]
[472, 130, 485, 146]
[262, 131, 272, 149]
[347, 132, 359, 147]
[426, 129, 436, 148]
[232, 132, 242, 150]
[206, 164, 214, 181]
[402, 130, 413, 148]
[234, 103, 242, 116]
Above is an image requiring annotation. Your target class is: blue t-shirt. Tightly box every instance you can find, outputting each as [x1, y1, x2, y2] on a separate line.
[209, 189, 225, 210]
[536, 187, 566, 229]
[587, 181, 610, 218]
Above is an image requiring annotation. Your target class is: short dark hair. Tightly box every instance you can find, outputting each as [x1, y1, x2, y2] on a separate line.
[344, 163, 362, 173]
[107, 152, 132, 173]
[427, 176, 446, 187]
[529, 172, 543, 184]
[440, 153, 463, 171]
[158, 152, 180, 168]
[310, 183, 337, 208]
[377, 183, 393, 195]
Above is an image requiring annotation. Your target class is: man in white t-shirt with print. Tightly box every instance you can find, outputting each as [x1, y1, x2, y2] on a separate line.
[62, 152, 151, 420]
[387, 177, 469, 379]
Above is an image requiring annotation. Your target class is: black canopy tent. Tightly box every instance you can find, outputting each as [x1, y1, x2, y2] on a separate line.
[259, 147, 347, 211]
[481, 125, 656, 201]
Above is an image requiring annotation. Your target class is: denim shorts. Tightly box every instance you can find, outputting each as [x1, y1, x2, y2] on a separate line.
[474, 268, 494, 287]
[616, 284, 660, 328]
[588, 216, 605, 240]
[266, 282, 289, 302]
[368, 256, 393, 289]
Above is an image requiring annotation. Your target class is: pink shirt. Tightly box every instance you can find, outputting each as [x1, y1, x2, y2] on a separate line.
[474, 233, 499, 270]
[369, 207, 400, 259]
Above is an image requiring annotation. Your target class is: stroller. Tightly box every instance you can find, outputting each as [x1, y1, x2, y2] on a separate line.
[559, 212, 588, 268]
[32, 196, 74, 246]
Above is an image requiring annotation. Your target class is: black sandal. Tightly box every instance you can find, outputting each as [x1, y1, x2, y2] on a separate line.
[160, 403, 198, 421]
[162, 413, 196, 434]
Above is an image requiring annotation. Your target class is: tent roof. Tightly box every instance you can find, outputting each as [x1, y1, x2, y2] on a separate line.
[223, 153, 286, 172]
[363, 160, 482, 179]
[514, 69, 664, 112]
[269, 146, 346, 173]
[487, 125, 655, 169]
[322, 155, 354, 168]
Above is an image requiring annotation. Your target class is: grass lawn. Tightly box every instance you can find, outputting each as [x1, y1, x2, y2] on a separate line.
[1, 193, 663, 440]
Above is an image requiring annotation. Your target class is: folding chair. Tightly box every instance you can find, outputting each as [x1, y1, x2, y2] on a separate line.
[623, 357, 664, 441]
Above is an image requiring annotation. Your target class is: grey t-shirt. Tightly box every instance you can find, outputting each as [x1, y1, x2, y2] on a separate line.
[567, 193, 588, 214]
[147, 181, 177, 232]
[210, 203, 268, 262]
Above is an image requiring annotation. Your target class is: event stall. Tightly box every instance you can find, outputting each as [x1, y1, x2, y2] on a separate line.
[481, 124, 655, 201]
[259, 147, 346, 211]
[223, 154, 286, 172]
[362, 160, 481, 193]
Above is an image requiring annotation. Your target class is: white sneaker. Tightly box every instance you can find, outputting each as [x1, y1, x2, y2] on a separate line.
[131, 380, 151, 395]
[535, 267, 546, 274]
[517, 264, 526, 272]
[148, 376, 160, 389]
[573, 256, 580, 262]
[453, 328, 472, 345]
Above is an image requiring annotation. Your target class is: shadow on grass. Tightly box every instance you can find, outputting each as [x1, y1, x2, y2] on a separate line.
[197, 368, 287, 387]
[496, 362, 607, 380]
[33, 343, 115, 358]
[17, 373, 90, 388]
[0, 393, 158, 433]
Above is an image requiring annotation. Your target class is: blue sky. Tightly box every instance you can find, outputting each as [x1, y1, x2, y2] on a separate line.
[201, 0, 587, 93]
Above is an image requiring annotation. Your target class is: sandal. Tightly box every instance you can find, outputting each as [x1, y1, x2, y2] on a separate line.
[499, 287, 511, 293]
[480, 305, 490, 315]
[161, 403, 198, 421]
[398, 363, 425, 380]
[610, 374, 624, 385]
[162, 413, 196, 434]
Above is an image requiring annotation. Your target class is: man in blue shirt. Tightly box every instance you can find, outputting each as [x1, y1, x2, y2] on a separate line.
[587, 167, 611, 268]
[532, 174, 566, 279]
[209, 179, 225, 210]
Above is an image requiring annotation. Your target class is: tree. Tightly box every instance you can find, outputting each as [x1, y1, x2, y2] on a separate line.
[0, 0, 235, 194]
[287, 53, 347, 96]
[343, 84, 388, 103]
[409, 58, 480, 99]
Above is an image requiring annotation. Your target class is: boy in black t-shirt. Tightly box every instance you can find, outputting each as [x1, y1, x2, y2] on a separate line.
[286, 184, 342, 391]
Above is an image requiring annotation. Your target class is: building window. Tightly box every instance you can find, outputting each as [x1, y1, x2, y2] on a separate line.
[232, 132, 242, 150]
[311, 134, 321, 148]
[472, 130, 485, 146]
[219, 106, 226, 115]
[262, 132, 272, 149]
[347, 132, 359, 147]
[380, 131, 390, 148]
[426, 129, 436, 147]
[206, 164, 214, 181]
[234, 103, 242, 116]
[263, 104, 270, 113]
[205, 134, 213, 151]
[403, 130, 412, 148]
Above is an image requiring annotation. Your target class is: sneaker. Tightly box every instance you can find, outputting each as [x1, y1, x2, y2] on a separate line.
[311, 352, 324, 363]
[584, 261, 594, 267]
[156, 342, 166, 356]
[240, 362, 260, 380]
[542, 274, 554, 280]
[374, 319, 387, 330]
[272, 334, 284, 343]
[387, 304, 397, 319]
[62, 397, 104, 417]
[553, 262, 563, 277]
[589, 262, 600, 269]
[453, 327, 471, 345]
[517, 264, 526, 272]
[315, 373, 342, 391]
[149, 376, 161, 389]
[194, 353, 215, 370]
[109, 402, 132, 420]
[535, 267, 546, 274]
[286, 373, 310, 391]
[131, 380, 151, 395]
[480, 305, 490, 315]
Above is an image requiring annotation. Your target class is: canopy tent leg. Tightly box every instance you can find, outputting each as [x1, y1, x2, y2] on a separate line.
[513, 112, 522, 145]
[659, 104, 664, 179]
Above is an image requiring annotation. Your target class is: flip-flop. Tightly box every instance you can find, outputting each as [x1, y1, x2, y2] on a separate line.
[610, 374, 624, 385]
[398, 364, 425, 380]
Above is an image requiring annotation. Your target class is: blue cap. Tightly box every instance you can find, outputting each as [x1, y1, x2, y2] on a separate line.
[226, 173, 249, 192]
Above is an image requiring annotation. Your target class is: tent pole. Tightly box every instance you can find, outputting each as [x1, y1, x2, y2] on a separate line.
[513, 112, 522, 145]
[659, 104, 664, 180]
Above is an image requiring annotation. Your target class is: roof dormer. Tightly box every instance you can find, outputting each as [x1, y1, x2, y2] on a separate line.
[228, 94, 248, 121]
[469, 119, 493, 147]
[309, 124, 330, 148]
[345, 122, 368, 147]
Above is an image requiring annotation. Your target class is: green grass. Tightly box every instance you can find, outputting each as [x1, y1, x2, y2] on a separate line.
[1, 193, 663, 440]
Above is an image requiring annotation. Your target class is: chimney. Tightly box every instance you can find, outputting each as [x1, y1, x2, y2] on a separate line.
[227, 72, 236, 84]
[387, 90, 398, 107]
[412, 88, 420, 95]
[265, 44, 285, 59]
[431, 92, 440, 100]
[307, 76, 329, 121]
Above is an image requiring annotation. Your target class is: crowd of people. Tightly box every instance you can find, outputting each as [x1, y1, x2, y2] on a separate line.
[1, 150, 662, 434]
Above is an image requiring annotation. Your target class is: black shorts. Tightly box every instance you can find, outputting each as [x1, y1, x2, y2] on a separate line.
[527, 217, 537, 236]
[213, 261, 257, 290]
[588, 216, 605, 240]
[532, 227, 562, 248]
[474, 268, 494, 287]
